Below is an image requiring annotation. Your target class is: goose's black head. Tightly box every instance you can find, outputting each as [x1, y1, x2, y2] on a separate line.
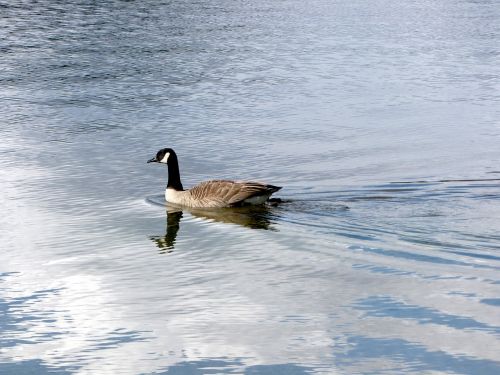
[147, 148, 177, 164]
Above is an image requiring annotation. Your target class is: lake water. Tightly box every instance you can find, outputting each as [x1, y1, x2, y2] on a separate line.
[1, 0, 500, 374]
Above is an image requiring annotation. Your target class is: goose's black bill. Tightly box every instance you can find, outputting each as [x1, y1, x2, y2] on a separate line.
[147, 157, 158, 163]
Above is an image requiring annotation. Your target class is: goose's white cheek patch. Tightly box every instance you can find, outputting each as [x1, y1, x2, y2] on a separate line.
[160, 152, 170, 163]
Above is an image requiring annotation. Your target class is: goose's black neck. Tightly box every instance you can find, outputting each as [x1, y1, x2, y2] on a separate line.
[167, 154, 184, 191]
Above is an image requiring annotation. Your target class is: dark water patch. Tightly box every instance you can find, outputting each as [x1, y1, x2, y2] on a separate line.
[480, 298, 500, 307]
[350, 245, 500, 270]
[376, 179, 500, 202]
[352, 264, 415, 277]
[278, 217, 379, 241]
[0, 271, 19, 280]
[398, 236, 468, 250]
[6, 288, 63, 308]
[471, 193, 500, 200]
[83, 328, 152, 351]
[363, 183, 429, 193]
[355, 264, 496, 284]
[464, 233, 500, 243]
[333, 230, 377, 242]
[354, 295, 500, 334]
[391, 178, 500, 184]
[0, 287, 65, 348]
[344, 195, 398, 202]
[446, 250, 500, 262]
[337, 336, 500, 375]
[153, 358, 316, 375]
[0, 359, 76, 375]
[448, 291, 477, 298]
[276, 199, 349, 213]
[154, 358, 243, 374]
[244, 363, 317, 375]
[299, 179, 498, 205]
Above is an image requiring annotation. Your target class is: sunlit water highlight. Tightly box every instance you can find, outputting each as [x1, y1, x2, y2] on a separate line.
[1, 0, 500, 374]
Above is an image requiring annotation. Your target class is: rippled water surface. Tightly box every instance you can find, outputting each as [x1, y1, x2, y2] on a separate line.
[1, 0, 500, 374]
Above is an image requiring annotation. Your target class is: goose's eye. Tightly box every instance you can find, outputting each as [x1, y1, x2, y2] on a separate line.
[158, 151, 170, 163]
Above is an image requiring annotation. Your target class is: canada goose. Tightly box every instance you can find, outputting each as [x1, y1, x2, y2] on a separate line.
[147, 148, 282, 208]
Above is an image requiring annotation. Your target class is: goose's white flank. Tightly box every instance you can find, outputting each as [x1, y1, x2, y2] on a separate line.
[148, 148, 282, 208]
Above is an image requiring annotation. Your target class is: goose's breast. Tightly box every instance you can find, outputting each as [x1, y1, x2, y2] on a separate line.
[165, 188, 185, 205]
[165, 188, 218, 208]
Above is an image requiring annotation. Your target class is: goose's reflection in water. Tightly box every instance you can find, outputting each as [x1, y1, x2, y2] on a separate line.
[150, 210, 183, 253]
[150, 202, 281, 253]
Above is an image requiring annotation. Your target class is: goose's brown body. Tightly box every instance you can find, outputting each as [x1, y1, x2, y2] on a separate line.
[148, 148, 281, 208]
[166, 180, 281, 208]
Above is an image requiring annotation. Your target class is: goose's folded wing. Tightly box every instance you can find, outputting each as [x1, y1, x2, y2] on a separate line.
[224, 182, 277, 205]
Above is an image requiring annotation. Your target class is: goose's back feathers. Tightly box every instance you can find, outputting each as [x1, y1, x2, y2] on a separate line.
[167, 180, 281, 208]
